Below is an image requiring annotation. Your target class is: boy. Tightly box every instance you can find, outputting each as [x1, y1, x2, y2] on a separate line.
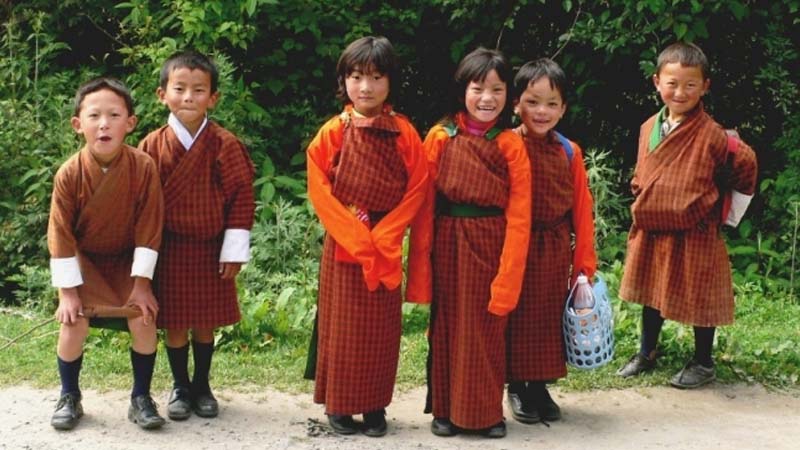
[48, 77, 165, 430]
[138, 50, 255, 420]
[616, 42, 757, 388]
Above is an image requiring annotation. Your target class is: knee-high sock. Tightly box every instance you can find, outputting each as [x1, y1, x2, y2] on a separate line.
[57, 354, 83, 396]
[191, 340, 215, 395]
[166, 343, 191, 389]
[640, 306, 664, 358]
[130, 349, 157, 398]
[693, 326, 716, 367]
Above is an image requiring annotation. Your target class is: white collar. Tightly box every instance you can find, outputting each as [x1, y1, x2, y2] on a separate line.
[168, 113, 208, 151]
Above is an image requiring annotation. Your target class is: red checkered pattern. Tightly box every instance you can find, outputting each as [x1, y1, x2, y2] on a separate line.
[436, 134, 510, 207]
[48, 145, 163, 307]
[314, 235, 402, 414]
[139, 122, 255, 329]
[620, 107, 758, 326]
[507, 135, 573, 381]
[331, 114, 408, 211]
[427, 136, 512, 430]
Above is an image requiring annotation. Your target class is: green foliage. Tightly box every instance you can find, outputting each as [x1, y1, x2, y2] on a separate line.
[583, 148, 631, 266]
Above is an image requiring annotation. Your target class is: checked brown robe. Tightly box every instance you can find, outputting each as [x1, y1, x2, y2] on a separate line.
[306, 104, 428, 415]
[47, 145, 163, 308]
[407, 112, 531, 430]
[619, 105, 757, 326]
[507, 131, 597, 382]
[138, 121, 255, 329]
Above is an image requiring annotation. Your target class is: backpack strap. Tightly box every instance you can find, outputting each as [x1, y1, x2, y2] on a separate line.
[554, 131, 574, 162]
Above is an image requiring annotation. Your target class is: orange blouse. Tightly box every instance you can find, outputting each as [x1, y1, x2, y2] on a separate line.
[307, 105, 428, 291]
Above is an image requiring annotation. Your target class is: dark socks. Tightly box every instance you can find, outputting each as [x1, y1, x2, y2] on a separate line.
[528, 381, 546, 394]
[191, 340, 215, 395]
[57, 354, 83, 396]
[166, 343, 191, 389]
[508, 381, 526, 395]
[640, 306, 664, 358]
[130, 349, 157, 398]
[693, 326, 716, 367]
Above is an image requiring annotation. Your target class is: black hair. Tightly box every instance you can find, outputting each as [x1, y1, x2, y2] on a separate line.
[446, 47, 513, 128]
[512, 58, 568, 105]
[73, 77, 134, 117]
[335, 36, 398, 103]
[656, 42, 710, 80]
[160, 49, 219, 93]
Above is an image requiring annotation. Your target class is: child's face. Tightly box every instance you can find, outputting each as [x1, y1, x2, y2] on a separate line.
[345, 66, 389, 117]
[653, 62, 710, 122]
[157, 67, 219, 135]
[464, 69, 506, 123]
[71, 88, 137, 165]
[514, 77, 566, 139]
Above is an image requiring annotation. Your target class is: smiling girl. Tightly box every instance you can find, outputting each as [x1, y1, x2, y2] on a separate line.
[407, 47, 531, 438]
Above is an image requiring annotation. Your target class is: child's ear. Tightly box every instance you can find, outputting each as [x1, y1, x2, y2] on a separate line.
[70, 116, 83, 134]
[126, 115, 138, 133]
[512, 99, 520, 115]
[652, 74, 660, 90]
[156, 87, 167, 104]
[208, 91, 220, 109]
[702, 78, 711, 95]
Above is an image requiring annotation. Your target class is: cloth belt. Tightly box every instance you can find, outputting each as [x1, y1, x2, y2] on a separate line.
[532, 214, 570, 230]
[437, 197, 504, 217]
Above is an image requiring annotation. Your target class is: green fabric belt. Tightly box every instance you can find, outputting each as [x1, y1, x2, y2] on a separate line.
[439, 202, 504, 217]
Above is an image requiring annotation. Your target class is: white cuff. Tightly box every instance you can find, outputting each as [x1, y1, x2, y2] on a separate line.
[50, 257, 83, 288]
[220, 229, 251, 262]
[724, 190, 754, 227]
[131, 247, 159, 279]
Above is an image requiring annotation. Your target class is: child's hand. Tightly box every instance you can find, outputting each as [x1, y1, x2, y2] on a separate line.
[128, 278, 159, 326]
[55, 287, 83, 325]
[219, 262, 242, 280]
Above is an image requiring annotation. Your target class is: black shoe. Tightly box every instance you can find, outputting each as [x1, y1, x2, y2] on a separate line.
[192, 392, 219, 418]
[670, 359, 715, 389]
[616, 353, 657, 378]
[328, 414, 358, 435]
[362, 409, 387, 437]
[508, 390, 540, 424]
[481, 420, 506, 438]
[430, 417, 459, 437]
[531, 386, 561, 421]
[128, 394, 166, 429]
[167, 387, 192, 420]
[51, 392, 83, 430]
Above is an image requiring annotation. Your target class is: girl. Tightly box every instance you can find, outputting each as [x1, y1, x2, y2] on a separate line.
[305, 36, 428, 437]
[407, 47, 531, 438]
[506, 58, 597, 424]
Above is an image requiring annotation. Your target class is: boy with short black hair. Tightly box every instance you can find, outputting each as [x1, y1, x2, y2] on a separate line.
[138, 50, 255, 420]
[49, 77, 165, 430]
[617, 42, 757, 388]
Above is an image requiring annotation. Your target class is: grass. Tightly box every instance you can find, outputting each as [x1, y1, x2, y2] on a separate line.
[1, 285, 798, 394]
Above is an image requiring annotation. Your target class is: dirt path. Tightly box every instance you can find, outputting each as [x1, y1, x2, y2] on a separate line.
[2, 384, 798, 449]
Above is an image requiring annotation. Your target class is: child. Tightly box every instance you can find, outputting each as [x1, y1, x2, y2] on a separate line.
[305, 36, 428, 437]
[407, 47, 532, 438]
[616, 42, 757, 388]
[48, 77, 165, 430]
[506, 58, 597, 423]
[138, 50, 255, 419]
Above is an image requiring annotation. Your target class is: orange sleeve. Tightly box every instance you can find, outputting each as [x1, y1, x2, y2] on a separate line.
[406, 125, 449, 304]
[569, 142, 597, 282]
[487, 130, 532, 316]
[306, 116, 380, 290]
[370, 116, 429, 290]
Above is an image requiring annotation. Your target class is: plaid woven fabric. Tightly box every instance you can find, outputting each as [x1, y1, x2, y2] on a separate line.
[620, 107, 758, 326]
[314, 235, 402, 414]
[436, 134, 510, 207]
[139, 123, 255, 329]
[48, 145, 163, 307]
[507, 135, 573, 381]
[427, 135, 514, 430]
[331, 113, 408, 211]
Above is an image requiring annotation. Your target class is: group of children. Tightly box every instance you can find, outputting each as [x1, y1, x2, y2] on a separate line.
[48, 51, 254, 430]
[47, 36, 757, 440]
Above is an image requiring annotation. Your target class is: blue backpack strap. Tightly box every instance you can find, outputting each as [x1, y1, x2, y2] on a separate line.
[554, 131, 573, 162]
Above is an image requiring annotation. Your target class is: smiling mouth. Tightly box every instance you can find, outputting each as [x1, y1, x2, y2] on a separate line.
[477, 106, 495, 112]
[99, 136, 112, 142]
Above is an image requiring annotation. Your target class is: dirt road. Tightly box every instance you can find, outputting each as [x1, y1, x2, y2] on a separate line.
[2, 384, 798, 449]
